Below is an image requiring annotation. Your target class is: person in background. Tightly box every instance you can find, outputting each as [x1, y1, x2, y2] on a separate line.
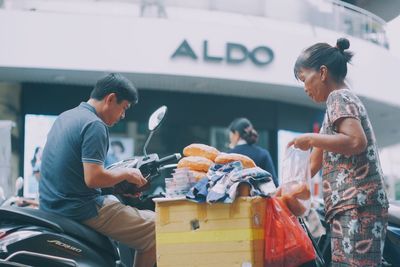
[23, 146, 43, 197]
[105, 140, 126, 167]
[39, 73, 155, 267]
[228, 117, 278, 187]
[290, 37, 388, 266]
[31, 146, 43, 171]
[27, 163, 41, 197]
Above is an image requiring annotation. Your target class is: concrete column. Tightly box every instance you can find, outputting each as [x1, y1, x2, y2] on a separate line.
[0, 82, 21, 198]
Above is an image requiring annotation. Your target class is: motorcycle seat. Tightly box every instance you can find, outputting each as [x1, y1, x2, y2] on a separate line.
[0, 206, 119, 260]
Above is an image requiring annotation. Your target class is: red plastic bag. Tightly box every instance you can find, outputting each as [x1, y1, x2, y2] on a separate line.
[264, 197, 315, 267]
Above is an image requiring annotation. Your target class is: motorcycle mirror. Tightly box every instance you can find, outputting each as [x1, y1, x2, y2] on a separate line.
[14, 177, 24, 196]
[148, 106, 167, 131]
[143, 106, 168, 158]
[15, 177, 24, 191]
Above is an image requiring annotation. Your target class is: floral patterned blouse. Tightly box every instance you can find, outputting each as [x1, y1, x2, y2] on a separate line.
[320, 89, 389, 222]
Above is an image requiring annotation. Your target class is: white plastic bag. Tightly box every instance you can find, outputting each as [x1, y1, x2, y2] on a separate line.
[280, 146, 312, 216]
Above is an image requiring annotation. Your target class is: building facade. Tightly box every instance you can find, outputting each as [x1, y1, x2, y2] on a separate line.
[1, 0, 400, 197]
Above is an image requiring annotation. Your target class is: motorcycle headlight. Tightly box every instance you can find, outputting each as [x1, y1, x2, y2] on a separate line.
[0, 230, 40, 253]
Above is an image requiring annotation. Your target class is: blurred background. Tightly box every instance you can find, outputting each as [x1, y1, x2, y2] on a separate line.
[1, 0, 400, 200]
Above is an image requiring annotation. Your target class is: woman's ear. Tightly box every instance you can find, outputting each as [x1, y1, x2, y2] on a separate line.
[320, 65, 328, 81]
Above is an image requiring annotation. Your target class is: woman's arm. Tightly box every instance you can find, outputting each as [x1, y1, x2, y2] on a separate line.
[288, 117, 367, 156]
[310, 147, 323, 178]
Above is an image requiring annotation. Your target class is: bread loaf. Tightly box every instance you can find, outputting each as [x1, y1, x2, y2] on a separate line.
[214, 153, 256, 169]
[183, 143, 220, 161]
[177, 156, 213, 172]
[189, 170, 208, 181]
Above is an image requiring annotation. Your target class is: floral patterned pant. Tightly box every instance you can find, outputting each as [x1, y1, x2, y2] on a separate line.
[330, 206, 388, 267]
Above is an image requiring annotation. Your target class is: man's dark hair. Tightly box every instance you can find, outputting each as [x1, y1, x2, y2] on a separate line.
[90, 73, 139, 104]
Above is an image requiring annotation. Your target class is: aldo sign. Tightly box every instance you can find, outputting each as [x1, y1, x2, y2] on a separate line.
[171, 39, 274, 66]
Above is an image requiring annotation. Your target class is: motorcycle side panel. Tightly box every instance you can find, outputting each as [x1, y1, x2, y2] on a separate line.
[2, 230, 117, 267]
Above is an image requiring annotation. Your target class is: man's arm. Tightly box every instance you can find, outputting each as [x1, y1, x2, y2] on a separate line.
[83, 163, 147, 188]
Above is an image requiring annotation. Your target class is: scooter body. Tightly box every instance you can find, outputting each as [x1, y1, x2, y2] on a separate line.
[0, 152, 180, 267]
[383, 202, 400, 265]
[0, 106, 181, 267]
[0, 205, 120, 267]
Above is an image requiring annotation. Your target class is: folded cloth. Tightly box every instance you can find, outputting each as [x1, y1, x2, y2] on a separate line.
[185, 177, 209, 202]
[186, 161, 241, 202]
[186, 161, 276, 203]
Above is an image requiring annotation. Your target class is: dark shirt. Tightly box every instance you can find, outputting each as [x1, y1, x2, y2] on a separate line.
[39, 102, 109, 221]
[228, 144, 278, 187]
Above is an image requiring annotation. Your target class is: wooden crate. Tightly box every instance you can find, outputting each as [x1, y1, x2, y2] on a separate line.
[154, 197, 266, 267]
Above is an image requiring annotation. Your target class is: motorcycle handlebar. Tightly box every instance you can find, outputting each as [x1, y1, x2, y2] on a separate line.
[105, 153, 181, 196]
[157, 153, 182, 166]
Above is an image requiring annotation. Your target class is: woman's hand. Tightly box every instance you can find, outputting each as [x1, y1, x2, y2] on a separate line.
[274, 187, 282, 197]
[287, 133, 315, 150]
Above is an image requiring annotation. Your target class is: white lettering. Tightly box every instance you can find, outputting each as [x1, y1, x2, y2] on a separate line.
[47, 240, 82, 253]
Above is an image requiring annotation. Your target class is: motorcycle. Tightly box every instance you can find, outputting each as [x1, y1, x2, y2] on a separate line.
[312, 198, 400, 266]
[385, 201, 400, 266]
[0, 105, 181, 267]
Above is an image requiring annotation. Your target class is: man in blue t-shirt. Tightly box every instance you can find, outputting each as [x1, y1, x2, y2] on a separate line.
[39, 73, 155, 267]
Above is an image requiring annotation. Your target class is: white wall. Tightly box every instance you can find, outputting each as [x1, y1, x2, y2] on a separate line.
[1, 7, 399, 108]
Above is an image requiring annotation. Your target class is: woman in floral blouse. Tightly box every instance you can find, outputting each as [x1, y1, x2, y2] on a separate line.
[289, 37, 389, 266]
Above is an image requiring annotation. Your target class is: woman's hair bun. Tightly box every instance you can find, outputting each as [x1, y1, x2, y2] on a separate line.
[336, 38, 350, 51]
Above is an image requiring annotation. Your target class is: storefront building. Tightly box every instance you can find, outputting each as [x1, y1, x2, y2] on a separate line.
[1, 0, 400, 197]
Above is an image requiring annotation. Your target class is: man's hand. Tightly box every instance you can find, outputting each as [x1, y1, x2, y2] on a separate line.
[124, 168, 148, 187]
[15, 197, 39, 208]
[287, 133, 314, 150]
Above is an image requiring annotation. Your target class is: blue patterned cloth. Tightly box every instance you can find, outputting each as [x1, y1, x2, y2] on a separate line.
[186, 161, 276, 203]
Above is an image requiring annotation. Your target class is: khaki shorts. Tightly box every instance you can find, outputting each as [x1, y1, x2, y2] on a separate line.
[83, 198, 155, 252]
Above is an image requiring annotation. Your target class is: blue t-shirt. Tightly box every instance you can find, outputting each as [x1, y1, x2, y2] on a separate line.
[228, 144, 278, 187]
[39, 102, 109, 221]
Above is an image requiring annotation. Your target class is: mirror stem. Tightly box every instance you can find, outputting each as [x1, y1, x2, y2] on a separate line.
[143, 130, 154, 159]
